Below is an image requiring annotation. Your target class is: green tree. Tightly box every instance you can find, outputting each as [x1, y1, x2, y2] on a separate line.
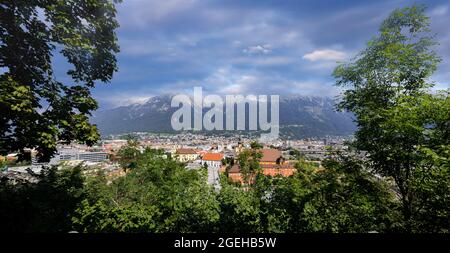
[270, 153, 399, 233]
[410, 145, 450, 233]
[73, 199, 161, 233]
[0, 0, 121, 162]
[217, 182, 262, 232]
[381, 91, 449, 232]
[250, 141, 263, 149]
[237, 148, 262, 185]
[333, 5, 449, 231]
[289, 148, 304, 160]
[73, 148, 220, 232]
[116, 135, 140, 171]
[0, 166, 85, 232]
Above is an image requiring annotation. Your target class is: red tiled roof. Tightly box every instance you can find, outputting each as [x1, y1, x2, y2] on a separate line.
[176, 148, 198, 155]
[260, 163, 295, 170]
[260, 149, 282, 162]
[202, 153, 223, 161]
[227, 163, 296, 176]
[228, 164, 241, 173]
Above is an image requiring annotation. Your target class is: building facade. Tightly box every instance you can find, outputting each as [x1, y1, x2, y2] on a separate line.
[201, 153, 223, 168]
[227, 149, 296, 184]
[174, 148, 199, 162]
[32, 149, 109, 165]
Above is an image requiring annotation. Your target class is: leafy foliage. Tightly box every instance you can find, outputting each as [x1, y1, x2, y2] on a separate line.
[116, 136, 140, 170]
[0, 0, 121, 161]
[236, 148, 262, 184]
[0, 166, 85, 232]
[73, 149, 220, 233]
[333, 5, 449, 231]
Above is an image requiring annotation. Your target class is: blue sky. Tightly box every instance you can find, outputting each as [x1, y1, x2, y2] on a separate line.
[82, 0, 450, 108]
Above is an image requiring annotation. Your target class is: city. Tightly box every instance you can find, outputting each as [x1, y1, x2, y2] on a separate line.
[0, 0, 449, 250]
[1, 132, 349, 188]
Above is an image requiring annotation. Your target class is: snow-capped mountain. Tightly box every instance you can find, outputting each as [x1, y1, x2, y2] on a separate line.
[91, 94, 356, 138]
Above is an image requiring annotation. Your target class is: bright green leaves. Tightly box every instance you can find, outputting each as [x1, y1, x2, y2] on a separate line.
[334, 5, 440, 114]
[46, 0, 120, 85]
[218, 183, 262, 232]
[74, 149, 221, 233]
[379, 5, 431, 36]
[237, 149, 262, 184]
[0, 76, 34, 114]
[333, 4, 449, 232]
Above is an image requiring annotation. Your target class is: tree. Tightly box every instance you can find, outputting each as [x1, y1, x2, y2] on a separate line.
[116, 135, 140, 171]
[237, 148, 262, 185]
[0, 0, 121, 162]
[410, 145, 450, 233]
[0, 166, 86, 232]
[250, 141, 263, 149]
[73, 148, 220, 232]
[289, 148, 304, 160]
[333, 5, 448, 231]
[217, 182, 262, 232]
[269, 152, 399, 233]
[383, 91, 449, 232]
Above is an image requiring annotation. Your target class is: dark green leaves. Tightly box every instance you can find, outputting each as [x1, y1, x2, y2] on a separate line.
[0, 0, 120, 161]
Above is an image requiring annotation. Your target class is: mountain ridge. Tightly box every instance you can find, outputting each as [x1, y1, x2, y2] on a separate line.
[91, 94, 356, 138]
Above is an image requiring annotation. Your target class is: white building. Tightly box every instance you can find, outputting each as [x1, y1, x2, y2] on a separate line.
[174, 148, 199, 162]
[32, 149, 108, 166]
[200, 153, 224, 190]
[201, 153, 223, 168]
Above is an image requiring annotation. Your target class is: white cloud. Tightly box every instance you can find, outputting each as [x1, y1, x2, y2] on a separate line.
[243, 44, 272, 55]
[292, 81, 339, 96]
[100, 65, 341, 108]
[98, 93, 154, 107]
[431, 5, 448, 17]
[173, 66, 340, 97]
[303, 49, 347, 61]
[202, 67, 259, 94]
[232, 56, 294, 66]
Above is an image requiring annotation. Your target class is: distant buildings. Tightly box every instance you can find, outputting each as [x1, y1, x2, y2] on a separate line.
[259, 149, 285, 165]
[227, 149, 296, 184]
[174, 148, 200, 162]
[31, 149, 109, 166]
[2, 132, 346, 187]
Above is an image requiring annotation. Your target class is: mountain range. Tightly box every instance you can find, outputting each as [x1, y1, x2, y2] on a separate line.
[91, 94, 356, 139]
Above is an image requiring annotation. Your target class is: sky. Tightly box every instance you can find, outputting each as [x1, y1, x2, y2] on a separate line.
[76, 0, 450, 108]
